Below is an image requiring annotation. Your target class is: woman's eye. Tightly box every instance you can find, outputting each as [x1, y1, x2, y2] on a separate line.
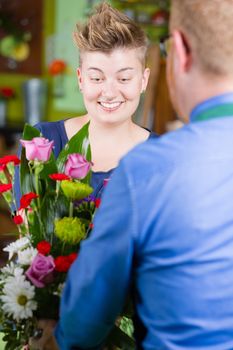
[119, 78, 131, 83]
[90, 77, 103, 82]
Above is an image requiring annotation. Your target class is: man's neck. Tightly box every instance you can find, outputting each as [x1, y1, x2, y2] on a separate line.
[181, 72, 233, 123]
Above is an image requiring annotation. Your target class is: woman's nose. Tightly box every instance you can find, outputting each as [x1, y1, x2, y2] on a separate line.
[101, 80, 118, 99]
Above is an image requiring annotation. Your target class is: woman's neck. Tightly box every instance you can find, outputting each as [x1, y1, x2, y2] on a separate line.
[88, 117, 136, 143]
[65, 114, 149, 172]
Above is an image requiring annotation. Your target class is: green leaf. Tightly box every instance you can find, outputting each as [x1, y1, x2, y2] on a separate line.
[20, 124, 40, 195]
[40, 191, 69, 243]
[106, 325, 136, 350]
[21, 123, 41, 141]
[56, 122, 92, 184]
[27, 210, 44, 244]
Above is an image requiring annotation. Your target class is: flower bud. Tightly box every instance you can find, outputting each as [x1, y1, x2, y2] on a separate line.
[20, 137, 54, 162]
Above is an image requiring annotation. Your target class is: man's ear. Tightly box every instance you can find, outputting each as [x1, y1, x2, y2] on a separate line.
[172, 30, 192, 72]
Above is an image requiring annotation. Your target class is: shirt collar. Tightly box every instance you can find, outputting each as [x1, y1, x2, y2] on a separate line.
[190, 92, 233, 122]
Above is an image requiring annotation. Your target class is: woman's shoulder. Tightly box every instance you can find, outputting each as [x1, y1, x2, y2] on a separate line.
[35, 120, 64, 137]
[135, 124, 158, 141]
[64, 115, 89, 140]
[35, 120, 68, 142]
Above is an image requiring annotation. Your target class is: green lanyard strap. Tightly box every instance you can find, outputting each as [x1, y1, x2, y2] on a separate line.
[195, 103, 233, 122]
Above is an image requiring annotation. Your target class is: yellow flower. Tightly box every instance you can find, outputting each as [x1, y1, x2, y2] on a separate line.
[61, 180, 93, 200]
[54, 217, 86, 244]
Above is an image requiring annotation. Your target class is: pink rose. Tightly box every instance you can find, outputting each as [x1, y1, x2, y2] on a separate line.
[26, 253, 55, 288]
[65, 153, 92, 179]
[20, 137, 54, 162]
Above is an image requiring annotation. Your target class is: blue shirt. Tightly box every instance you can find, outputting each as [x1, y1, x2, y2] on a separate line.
[56, 93, 233, 350]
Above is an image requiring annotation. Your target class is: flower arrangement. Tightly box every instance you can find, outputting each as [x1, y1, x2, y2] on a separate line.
[0, 123, 134, 349]
[0, 123, 95, 348]
[0, 87, 15, 101]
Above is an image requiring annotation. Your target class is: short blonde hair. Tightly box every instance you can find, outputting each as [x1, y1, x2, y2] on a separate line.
[170, 0, 233, 76]
[73, 2, 148, 65]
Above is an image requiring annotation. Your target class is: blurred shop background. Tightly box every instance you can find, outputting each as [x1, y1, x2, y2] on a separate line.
[0, 0, 180, 262]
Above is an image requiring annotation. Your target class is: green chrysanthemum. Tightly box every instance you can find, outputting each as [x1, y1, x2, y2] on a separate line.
[54, 217, 86, 244]
[61, 180, 93, 200]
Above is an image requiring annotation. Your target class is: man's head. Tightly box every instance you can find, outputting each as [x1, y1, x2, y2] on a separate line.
[74, 2, 148, 67]
[167, 0, 233, 121]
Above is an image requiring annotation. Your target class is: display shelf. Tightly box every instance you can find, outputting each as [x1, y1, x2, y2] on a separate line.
[113, 0, 170, 43]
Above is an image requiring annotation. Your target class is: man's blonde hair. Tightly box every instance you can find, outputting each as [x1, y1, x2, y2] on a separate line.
[170, 0, 233, 76]
[73, 2, 148, 65]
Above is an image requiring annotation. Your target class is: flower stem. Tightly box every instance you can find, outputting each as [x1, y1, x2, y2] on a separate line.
[34, 206, 46, 240]
[35, 169, 41, 210]
[69, 202, 74, 217]
[61, 241, 66, 255]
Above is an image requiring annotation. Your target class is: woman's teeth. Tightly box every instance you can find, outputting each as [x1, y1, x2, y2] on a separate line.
[99, 102, 122, 109]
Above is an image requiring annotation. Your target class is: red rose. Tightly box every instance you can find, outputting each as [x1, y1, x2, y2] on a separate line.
[0, 155, 20, 166]
[13, 215, 23, 225]
[19, 192, 39, 210]
[0, 183, 12, 193]
[54, 256, 72, 272]
[49, 173, 70, 181]
[89, 223, 94, 229]
[37, 241, 51, 255]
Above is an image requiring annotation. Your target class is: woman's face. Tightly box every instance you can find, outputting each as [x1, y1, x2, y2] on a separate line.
[77, 48, 150, 126]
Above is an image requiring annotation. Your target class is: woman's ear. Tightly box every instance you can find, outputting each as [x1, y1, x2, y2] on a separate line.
[141, 67, 150, 93]
[172, 30, 192, 72]
[77, 68, 83, 91]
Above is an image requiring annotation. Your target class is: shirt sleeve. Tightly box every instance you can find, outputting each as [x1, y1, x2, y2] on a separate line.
[55, 160, 136, 350]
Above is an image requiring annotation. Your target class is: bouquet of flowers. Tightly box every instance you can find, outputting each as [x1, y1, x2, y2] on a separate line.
[0, 123, 134, 350]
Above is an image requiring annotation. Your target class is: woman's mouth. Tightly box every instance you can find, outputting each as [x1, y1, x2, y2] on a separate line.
[98, 101, 123, 112]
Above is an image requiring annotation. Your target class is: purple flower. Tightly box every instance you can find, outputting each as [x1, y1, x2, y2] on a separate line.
[65, 153, 92, 179]
[74, 194, 95, 207]
[26, 253, 55, 288]
[20, 137, 54, 162]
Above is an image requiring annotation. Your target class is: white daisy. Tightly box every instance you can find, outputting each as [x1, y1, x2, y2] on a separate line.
[0, 263, 15, 286]
[0, 262, 24, 279]
[3, 236, 30, 260]
[0, 274, 37, 321]
[18, 247, 37, 266]
[1, 262, 16, 276]
[12, 266, 25, 278]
